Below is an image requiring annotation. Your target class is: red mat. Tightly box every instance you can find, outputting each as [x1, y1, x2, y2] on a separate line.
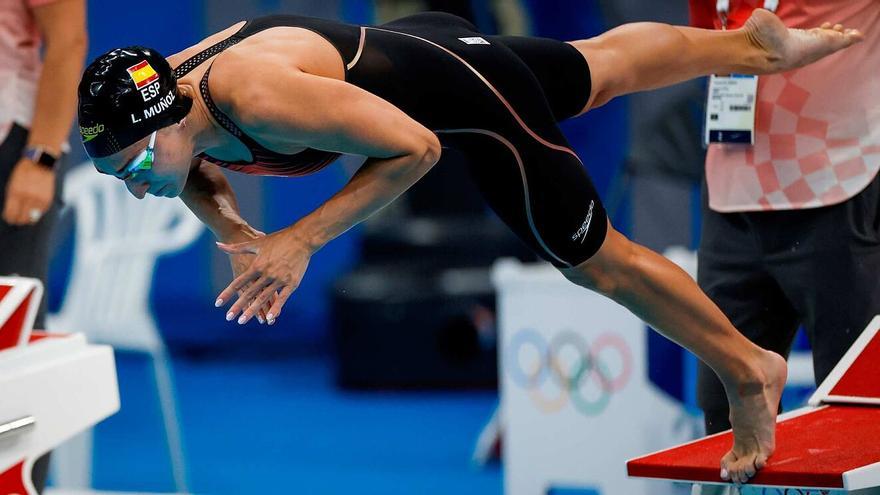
[627, 405, 880, 489]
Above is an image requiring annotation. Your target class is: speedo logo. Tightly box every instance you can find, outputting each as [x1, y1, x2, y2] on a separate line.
[458, 37, 489, 45]
[80, 123, 105, 142]
[571, 200, 595, 244]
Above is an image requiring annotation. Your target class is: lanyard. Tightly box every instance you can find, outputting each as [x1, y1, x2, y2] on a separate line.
[716, 0, 779, 29]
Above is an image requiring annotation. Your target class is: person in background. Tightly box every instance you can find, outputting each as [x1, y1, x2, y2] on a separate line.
[0, 0, 88, 491]
[690, 0, 880, 446]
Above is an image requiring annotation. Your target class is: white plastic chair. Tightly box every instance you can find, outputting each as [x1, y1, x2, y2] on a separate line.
[48, 162, 204, 493]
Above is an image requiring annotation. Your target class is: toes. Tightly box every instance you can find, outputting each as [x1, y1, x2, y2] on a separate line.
[720, 451, 737, 481]
[721, 456, 748, 485]
[820, 22, 832, 29]
[730, 457, 760, 485]
[729, 465, 743, 485]
[846, 29, 865, 42]
[755, 454, 768, 470]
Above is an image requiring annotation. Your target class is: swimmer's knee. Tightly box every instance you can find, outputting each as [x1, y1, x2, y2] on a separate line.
[559, 224, 637, 297]
[560, 260, 619, 297]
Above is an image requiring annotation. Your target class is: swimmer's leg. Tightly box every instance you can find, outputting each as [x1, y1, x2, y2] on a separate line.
[559, 222, 787, 485]
[568, 8, 863, 112]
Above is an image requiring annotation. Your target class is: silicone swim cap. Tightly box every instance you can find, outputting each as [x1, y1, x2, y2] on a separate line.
[78, 46, 192, 158]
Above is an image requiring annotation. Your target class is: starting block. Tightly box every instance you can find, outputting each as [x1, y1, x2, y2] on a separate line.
[627, 315, 880, 494]
[0, 277, 120, 495]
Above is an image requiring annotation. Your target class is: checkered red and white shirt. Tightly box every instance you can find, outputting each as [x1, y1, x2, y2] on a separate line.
[690, 0, 880, 212]
[0, 0, 63, 144]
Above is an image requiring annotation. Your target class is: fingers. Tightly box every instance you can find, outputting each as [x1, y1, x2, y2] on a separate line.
[241, 282, 273, 324]
[227, 277, 274, 323]
[249, 293, 277, 325]
[260, 295, 276, 324]
[241, 283, 283, 325]
[224, 280, 294, 326]
[216, 268, 260, 308]
[256, 303, 269, 324]
[2, 198, 23, 225]
[3, 167, 52, 225]
[2, 198, 45, 226]
[266, 285, 295, 324]
[214, 234, 307, 325]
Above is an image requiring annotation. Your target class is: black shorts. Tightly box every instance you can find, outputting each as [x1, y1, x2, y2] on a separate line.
[696, 176, 880, 432]
[348, 12, 608, 267]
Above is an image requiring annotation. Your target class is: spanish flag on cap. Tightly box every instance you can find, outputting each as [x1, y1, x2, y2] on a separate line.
[126, 60, 159, 89]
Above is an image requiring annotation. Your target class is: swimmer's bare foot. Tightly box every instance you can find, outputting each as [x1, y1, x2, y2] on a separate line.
[721, 350, 787, 485]
[742, 8, 864, 74]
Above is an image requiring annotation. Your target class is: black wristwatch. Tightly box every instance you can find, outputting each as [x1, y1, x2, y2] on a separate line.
[22, 146, 59, 169]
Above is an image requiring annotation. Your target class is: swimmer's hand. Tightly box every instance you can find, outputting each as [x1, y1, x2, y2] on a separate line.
[215, 228, 311, 325]
[225, 230, 274, 325]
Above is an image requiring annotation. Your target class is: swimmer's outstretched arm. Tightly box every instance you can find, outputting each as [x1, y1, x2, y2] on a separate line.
[180, 159, 261, 243]
[213, 69, 440, 323]
[574, 9, 863, 109]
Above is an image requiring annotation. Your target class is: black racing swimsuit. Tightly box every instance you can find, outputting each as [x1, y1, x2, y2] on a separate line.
[173, 12, 608, 267]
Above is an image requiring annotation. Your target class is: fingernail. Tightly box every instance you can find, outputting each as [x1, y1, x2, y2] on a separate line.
[721, 469, 729, 480]
[215, 298, 223, 307]
[257, 316, 264, 324]
[268, 318, 275, 325]
[226, 312, 234, 321]
[267, 313, 274, 320]
[238, 315, 247, 325]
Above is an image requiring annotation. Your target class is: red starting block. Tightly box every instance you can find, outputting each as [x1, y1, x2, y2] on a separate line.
[628, 315, 880, 493]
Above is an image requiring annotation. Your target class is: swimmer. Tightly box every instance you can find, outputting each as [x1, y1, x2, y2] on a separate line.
[77, 10, 862, 484]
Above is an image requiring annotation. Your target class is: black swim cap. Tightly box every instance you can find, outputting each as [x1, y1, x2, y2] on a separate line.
[78, 46, 192, 158]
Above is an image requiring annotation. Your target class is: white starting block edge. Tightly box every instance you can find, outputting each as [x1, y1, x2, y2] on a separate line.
[846, 462, 880, 493]
[0, 334, 120, 486]
[0, 333, 87, 372]
[809, 315, 880, 407]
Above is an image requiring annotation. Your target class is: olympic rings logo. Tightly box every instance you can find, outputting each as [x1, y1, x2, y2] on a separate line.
[505, 329, 633, 417]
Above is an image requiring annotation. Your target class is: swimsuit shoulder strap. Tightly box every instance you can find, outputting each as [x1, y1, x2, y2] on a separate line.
[198, 63, 266, 152]
[173, 22, 250, 78]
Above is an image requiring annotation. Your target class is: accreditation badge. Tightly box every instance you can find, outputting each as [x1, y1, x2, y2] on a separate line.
[704, 74, 758, 145]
